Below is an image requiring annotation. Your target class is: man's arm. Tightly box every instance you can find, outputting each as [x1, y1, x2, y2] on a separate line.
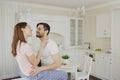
[40, 53, 61, 71]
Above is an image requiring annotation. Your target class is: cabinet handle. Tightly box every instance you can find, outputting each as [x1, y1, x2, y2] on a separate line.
[103, 30, 107, 35]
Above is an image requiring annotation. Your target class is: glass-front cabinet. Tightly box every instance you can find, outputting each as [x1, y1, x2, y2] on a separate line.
[77, 19, 83, 45]
[69, 18, 83, 47]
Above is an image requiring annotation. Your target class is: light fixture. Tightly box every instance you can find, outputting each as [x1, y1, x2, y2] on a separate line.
[81, 5, 86, 16]
[76, 5, 86, 17]
[72, 0, 86, 17]
[72, 6, 86, 17]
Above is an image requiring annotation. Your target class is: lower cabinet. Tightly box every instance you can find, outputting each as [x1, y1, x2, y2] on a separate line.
[95, 54, 107, 79]
[106, 56, 112, 79]
[91, 53, 112, 80]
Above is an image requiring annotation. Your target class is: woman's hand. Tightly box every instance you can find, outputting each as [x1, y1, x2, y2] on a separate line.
[29, 66, 42, 76]
[40, 38, 48, 48]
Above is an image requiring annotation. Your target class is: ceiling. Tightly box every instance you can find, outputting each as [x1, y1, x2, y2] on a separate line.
[4, 0, 120, 9]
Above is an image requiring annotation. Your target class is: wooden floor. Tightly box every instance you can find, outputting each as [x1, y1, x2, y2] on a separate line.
[2, 76, 21, 80]
[89, 75, 102, 80]
[67, 73, 101, 80]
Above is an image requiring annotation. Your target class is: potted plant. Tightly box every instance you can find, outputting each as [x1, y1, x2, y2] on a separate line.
[62, 54, 70, 65]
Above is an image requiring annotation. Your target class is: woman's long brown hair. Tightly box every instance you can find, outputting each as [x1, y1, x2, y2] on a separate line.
[11, 22, 27, 57]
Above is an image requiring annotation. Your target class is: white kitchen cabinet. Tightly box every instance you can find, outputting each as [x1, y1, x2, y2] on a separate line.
[89, 53, 112, 80]
[96, 12, 111, 38]
[92, 9, 120, 80]
[111, 9, 120, 80]
[95, 54, 112, 80]
[69, 18, 83, 47]
[106, 56, 112, 80]
[95, 54, 106, 78]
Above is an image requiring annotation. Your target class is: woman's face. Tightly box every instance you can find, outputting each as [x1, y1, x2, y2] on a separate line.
[22, 24, 32, 37]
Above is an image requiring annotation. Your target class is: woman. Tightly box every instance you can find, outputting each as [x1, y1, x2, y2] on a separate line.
[11, 22, 67, 80]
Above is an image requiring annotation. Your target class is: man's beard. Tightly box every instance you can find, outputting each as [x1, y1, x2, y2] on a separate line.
[36, 35, 40, 38]
[36, 34, 44, 38]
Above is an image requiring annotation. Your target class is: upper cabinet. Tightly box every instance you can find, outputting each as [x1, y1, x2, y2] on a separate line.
[69, 18, 83, 47]
[96, 12, 111, 38]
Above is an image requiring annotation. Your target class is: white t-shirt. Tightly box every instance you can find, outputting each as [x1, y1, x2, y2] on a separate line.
[41, 39, 59, 66]
[16, 42, 33, 76]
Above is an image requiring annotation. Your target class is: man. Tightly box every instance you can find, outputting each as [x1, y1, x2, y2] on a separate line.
[36, 22, 61, 70]
[29, 22, 67, 80]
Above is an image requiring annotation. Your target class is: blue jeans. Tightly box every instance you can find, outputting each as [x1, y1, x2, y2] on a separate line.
[25, 70, 68, 80]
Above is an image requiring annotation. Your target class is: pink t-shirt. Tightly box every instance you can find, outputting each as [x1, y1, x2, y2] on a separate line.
[15, 42, 33, 76]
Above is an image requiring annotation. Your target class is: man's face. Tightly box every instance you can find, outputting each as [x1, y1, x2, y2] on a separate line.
[36, 25, 45, 38]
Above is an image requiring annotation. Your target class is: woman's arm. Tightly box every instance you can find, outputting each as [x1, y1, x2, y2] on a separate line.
[26, 47, 43, 66]
[29, 53, 61, 76]
[26, 39, 47, 66]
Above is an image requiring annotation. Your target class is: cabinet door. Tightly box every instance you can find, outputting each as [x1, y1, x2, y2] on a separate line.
[70, 19, 76, 46]
[95, 54, 106, 78]
[96, 13, 111, 38]
[77, 19, 83, 46]
[95, 54, 112, 80]
[106, 56, 112, 80]
[69, 18, 83, 47]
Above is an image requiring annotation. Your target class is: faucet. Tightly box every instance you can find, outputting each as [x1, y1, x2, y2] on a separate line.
[84, 42, 91, 49]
